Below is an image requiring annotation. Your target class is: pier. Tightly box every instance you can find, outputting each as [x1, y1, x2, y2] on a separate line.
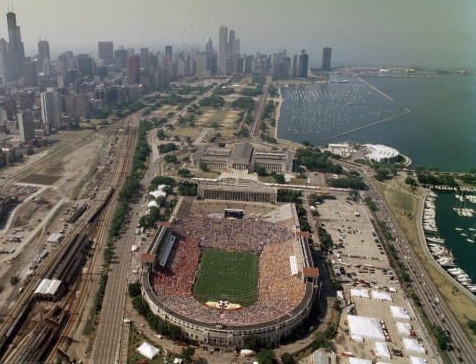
[358, 76, 394, 101]
[321, 107, 410, 142]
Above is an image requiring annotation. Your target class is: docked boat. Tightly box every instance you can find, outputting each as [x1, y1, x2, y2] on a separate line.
[427, 236, 445, 244]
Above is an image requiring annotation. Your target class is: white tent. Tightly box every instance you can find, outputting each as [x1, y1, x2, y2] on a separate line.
[371, 290, 392, 301]
[47, 233, 63, 244]
[240, 349, 255, 356]
[409, 356, 427, 364]
[137, 342, 160, 360]
[148, 200, 160, 208]
[390, 305, 410, 320]
[396, 322, 412, 336]
[376, 362, 390, 364]
[347, 315, 385, 341]
[350, 288, 369, 299]
[349, 358, 372, 364]
[150, 185, 168, 199]
[374, 342, 391, 358]
[403, 338, 425, 354]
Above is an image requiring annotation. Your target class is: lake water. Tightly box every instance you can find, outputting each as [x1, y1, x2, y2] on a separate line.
[277, 74, 476, 281]
[278, 74, 476, 172]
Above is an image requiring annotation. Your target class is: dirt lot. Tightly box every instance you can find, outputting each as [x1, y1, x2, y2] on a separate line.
[0, 130, 110, 315]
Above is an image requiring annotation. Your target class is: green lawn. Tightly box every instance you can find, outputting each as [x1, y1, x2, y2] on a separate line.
[193, 249, 259, 306]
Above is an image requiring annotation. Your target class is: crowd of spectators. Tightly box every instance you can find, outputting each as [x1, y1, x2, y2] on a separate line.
[149, 213, 307, 326]
[171, 215, 293, 252]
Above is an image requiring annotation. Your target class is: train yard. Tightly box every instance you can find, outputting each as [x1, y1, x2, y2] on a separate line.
[0, 116, 138, 363]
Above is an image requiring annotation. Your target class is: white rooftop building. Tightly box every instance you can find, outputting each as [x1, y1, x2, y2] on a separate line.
[363, 144, 400, 163]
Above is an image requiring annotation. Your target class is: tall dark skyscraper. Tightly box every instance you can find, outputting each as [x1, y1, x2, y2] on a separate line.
[38, 40, 50, 72]
[298, 49, 308, 78]
[322, 46, 332, 71]
[165, 45, 173, 61]
[98, 41, 114, 64]
[128, 55, 140, 84]
[5, 11, 25, 81]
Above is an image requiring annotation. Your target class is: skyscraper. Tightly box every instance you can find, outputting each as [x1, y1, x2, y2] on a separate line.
[0, 38, 8, 82]
[41, 88, 61, 133]
[6, 11, 25, 80]
[37, 40, 50, 73]
[298, 50, 309, 78]
[17, 109, 35, 142]
[205, 36, 213, 73]
[228, 29, 235, 54]
[218, 26, 228, 75]
[128, 55, 140, 84]
[322, 47, 332, 71]
[98, 41, 114, 64]
[165, 45, 173, 61]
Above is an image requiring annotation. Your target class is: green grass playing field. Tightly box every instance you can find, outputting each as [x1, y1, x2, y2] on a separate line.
[193, 248, 259, 306]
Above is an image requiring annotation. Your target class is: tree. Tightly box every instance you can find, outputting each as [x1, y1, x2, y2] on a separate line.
[178, 168, 193, 178]
[256, 349, 275, 364]
[128, 281, 141, 297]
[199, 161, 209, 172]
[181, 346, 196, 363]
[405, 176, 418, 187]
[164, 155, 178, 163]
[272, 173, 286, 184]
[375, 169, 390, 181]
[281, 352, 295, 364]
[255, 165, 267, 176]
[10, 275, 19, 286]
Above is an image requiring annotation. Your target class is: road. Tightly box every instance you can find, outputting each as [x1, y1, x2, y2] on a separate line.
[337, 160, 475, 363]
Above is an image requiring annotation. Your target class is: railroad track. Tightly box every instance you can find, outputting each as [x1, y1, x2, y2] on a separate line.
[46, 117, 138, 362]
[0, 118, 137, 363]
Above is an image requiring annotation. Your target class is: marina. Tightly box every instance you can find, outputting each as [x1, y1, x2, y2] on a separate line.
[422, 191, 476, 295]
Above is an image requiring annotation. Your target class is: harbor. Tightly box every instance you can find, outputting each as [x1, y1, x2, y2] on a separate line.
[422, 191, 476, 295]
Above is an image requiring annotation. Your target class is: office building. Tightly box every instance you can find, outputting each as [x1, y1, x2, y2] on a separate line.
[298, 49, 308, 78]
[98, 41, 113, 64]
[228, 29, 235, 54]
[165, 45, 173, 61]
[128, 55, 140, 84]
[194, 52, 209, 79]
[77, 54, 93, 77]
[0, 38, 8, 83]
[41, 88, 61, 133]
[37, 40, 50, 72]
[6, 11, 25, 80]
[322, 47, 332, 71]
[205, 36, 214, 72]
[292, 54, 298, 77]
[17, 109, 35, 142]
[218, 26, 228, 75]
[114, 48, 128, 69]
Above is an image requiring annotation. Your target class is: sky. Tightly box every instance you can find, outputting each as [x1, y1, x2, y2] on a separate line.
[1, 0, 475, 68]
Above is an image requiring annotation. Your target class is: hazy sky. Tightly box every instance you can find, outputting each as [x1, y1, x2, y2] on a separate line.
[2, 0, 475, 68]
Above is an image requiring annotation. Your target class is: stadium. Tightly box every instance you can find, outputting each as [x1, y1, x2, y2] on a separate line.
[141, 195, 318, 352]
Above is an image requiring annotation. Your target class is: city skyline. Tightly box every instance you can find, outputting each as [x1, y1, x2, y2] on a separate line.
[0, 0, 474, 69]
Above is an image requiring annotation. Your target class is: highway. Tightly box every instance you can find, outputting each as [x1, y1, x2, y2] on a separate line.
[337, 160, 475, 363]
[90, 119, 139, 364]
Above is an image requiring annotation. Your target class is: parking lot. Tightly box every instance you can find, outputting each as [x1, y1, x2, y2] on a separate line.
[316, 192, 436, 363]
